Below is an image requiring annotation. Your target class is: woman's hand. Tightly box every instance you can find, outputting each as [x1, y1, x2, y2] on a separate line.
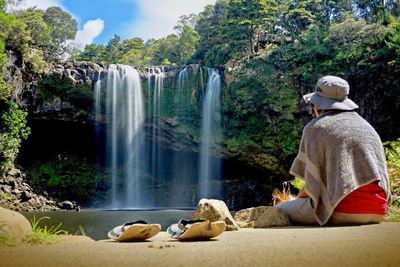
[297, 187, 309, 198]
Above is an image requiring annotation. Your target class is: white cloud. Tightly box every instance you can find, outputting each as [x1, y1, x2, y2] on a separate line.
[73, 19, 105, 50]
[126, 0, 216, 40]
[15, 0, 65, 10]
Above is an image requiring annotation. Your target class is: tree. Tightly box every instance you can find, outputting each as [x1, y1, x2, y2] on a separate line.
[42, 6, 77, 59]
[178, 25, 199, 64]
[173, 14, 197, 34]
[0, 1, 11, 99]
[75, 43, 107, 63]
[105, 34, 122, 63]
[151, 34, 180, 65]
[194, 0, 231, 66]
[353, 0, 390, 24]
[16, 8, 49, 47]
[227, 0, 278, 55]
[119, 37, 145, 65]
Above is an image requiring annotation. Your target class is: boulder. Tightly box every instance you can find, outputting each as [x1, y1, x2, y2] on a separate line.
[57, 200, 74, 210]
[234, 206, 290, 228]
[192, 198, 239, 231]
[0, 207, 32, 242]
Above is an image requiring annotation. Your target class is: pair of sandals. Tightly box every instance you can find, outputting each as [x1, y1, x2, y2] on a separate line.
[108, 219, 226, 242]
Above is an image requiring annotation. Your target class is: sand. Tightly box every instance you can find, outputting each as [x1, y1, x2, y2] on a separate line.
[1, 222, 400, 267]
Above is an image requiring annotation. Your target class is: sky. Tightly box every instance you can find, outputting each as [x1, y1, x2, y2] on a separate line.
[17, 0, 216, 49]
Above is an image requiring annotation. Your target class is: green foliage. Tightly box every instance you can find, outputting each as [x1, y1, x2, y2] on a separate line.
[385, 18, 400, 68]
[290, 176, 305, 190]
[194, 0, 233, 66]
[0, 99, 30, 172]
[37, 75, 94, 113]
[42, 6, 77, 59]
[29, 215, 67, 245]
[31, 156, 105, 202]
[384, 139, 400, 196]
[177, 25, 199, 64]
[0, 41, 11, 100]
[227, 0, 278, 55]
[224, 57, 301, 163]
[76, 20, 199, 66]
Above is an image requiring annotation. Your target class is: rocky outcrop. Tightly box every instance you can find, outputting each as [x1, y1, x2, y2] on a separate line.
[0, 207, 32, 242]
[0, 168, 59, 212]
[234, 206, 290, 228]
[192, 198, 239, 231]
[4, 51, 43, 108]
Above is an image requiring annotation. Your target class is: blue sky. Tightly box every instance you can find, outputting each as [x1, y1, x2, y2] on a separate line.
[18, 0, 216, 48]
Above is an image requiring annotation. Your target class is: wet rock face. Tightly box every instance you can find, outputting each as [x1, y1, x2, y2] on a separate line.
[4, 51, 40, 109]
[0, 168, 59, 212]
[51, 61, 103, 86]
[32, 61, 104, 122]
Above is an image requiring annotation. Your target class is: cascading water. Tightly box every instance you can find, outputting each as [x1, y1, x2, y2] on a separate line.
[95, 64, 223, 208]
[169, 67, 196, 207]
[176, 67, 189, 120]
[105, 64, 145, 208]
[198, 68, 222, 199]
[147, 67, 165, 196]
[94, 68, 103, 170]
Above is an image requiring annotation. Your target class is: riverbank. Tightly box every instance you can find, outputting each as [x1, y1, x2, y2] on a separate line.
[1, 223, 399, 267]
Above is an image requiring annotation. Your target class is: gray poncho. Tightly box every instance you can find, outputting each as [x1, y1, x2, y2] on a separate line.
[290, 111, 391, 225]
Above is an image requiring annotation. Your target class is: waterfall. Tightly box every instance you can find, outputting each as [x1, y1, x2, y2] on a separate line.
[198, 68, 222, 199]
[147, 67, 165, 189]
[177, 67, 188, 92]
[105, 64, 144, 208]
[169, 67, 194, 207]
[176, 67, 188, 121]
[94, 68, 103, 170]
[199, 67, 205, 96]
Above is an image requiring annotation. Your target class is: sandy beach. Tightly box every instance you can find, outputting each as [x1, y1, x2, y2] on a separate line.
[1, 222, 400, 267]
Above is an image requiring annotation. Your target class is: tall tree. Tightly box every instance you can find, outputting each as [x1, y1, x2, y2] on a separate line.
[105, 34, 122, 62]
[173, 14, 198, 34]
[176, 21, 199, 64]
[42, 6, 77, 59]
[227, 0, 279, 55]
[194, 0, 232, 65]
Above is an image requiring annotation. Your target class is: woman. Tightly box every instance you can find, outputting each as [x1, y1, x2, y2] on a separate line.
[277, 75, 391, 225]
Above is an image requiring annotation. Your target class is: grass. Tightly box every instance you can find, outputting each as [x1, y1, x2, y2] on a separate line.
[0, 226, 17, 247]
[28, 215, 68, 245]
[75, 225, 94, 236]
[384, 205, 400, 222]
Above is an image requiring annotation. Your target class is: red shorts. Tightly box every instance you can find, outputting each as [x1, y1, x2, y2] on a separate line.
[334, 181, 387, 215]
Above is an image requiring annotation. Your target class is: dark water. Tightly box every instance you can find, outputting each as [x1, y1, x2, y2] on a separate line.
[23, 209, 194, 240]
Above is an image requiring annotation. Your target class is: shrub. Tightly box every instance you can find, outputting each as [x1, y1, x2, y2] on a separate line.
[31, 156, 105, 202]
[0, 99, 30, 172]
[384, 139, 400, 196]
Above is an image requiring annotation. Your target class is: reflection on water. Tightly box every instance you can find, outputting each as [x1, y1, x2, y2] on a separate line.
[23, 209, 194, 241]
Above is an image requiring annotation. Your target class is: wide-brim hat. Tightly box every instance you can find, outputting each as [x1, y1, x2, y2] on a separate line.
[167, 219, 226, 240]
[303, 76, 359, 111]
[108, 220, 161, 242]
[303, 92, 359, 111]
